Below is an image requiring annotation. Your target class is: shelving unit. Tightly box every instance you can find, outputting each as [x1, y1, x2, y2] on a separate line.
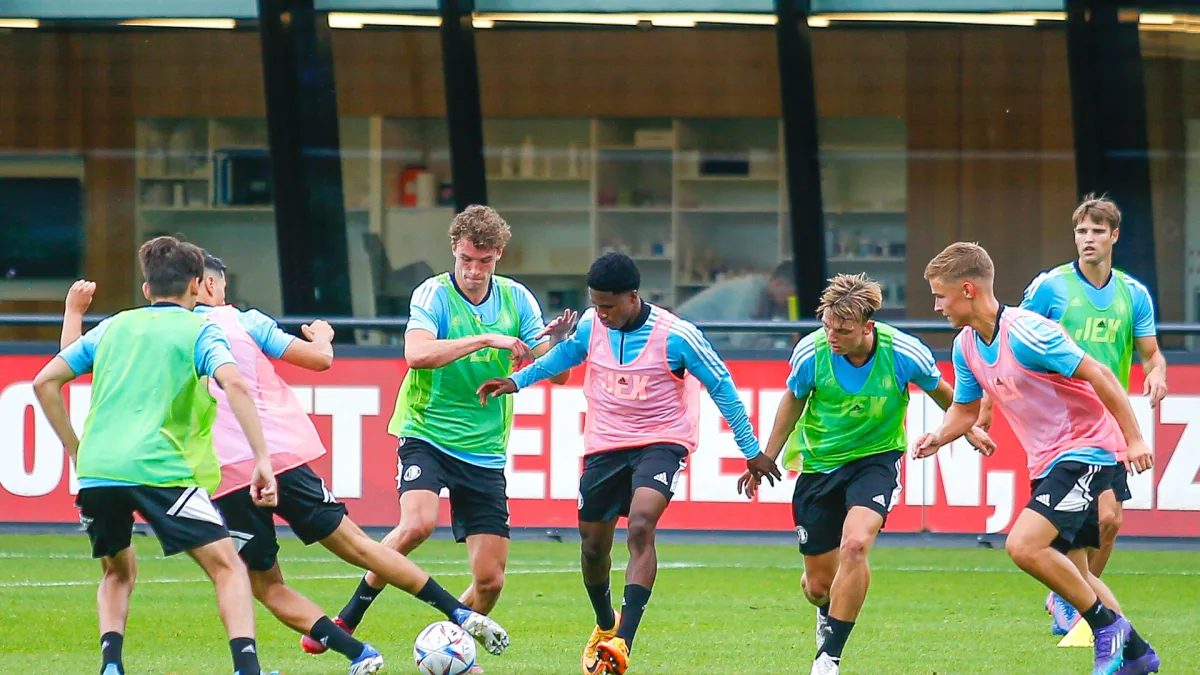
[133, 115, 908, 319]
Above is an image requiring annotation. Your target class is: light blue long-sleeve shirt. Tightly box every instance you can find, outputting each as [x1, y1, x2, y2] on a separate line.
[512, 305, 761, 459]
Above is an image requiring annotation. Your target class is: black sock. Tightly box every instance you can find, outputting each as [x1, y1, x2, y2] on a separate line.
[100, 632, 123, 673]
[310, 616, 366, 661]
[614, 584, 652, 649]
[1080, 599, 1118, 630]
[585, 580, 616, 630]
[819, 616, 855, 660]
[229, 637, 261, 675]
[416, 577, 469, 622]
[338, 577, 384, 630]
[1124, 627, 1149, 659]
[817, 602, 830, 618]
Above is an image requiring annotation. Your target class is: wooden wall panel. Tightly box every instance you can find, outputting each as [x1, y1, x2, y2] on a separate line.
[1037, 32, 1078, 278]
[813, 31, 906, 119]
[132, 33, 265, 117]
[905, 30, 963, 334]
[476, 29, 780, 118]
[1144, 58, 1186, 332]
[333, 31, 445, 117]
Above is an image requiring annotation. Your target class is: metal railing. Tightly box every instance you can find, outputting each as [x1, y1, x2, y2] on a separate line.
[3, 313, 1200, 336]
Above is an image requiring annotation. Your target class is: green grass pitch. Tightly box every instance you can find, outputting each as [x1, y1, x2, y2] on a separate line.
[1, 534, 1197, 674]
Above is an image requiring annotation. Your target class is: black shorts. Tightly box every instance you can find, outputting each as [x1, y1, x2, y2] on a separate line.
[76, 485, 229, 558]
[577, 444, 689, 523]
[791, 450, 903, 556]
[1028, 462, 1118, 553]
[215, 464, 347, 572]
[1094, 464, 1132, 502]
[397, 437, 509, 543]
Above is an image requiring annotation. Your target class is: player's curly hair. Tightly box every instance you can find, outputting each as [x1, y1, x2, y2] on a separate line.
[448, 205, 512, 251]
[817, 273, 882, 325]
[587, 252, 641, 293]
[924, 241, 995, 284]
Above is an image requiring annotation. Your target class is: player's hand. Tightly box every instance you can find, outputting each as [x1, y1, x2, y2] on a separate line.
[250, 460, 278, 507]
[485, 334, 533, 366]
[477, 377, 518, 406]
[909, 432, 942, 459]
[746, 453, 781, 487]
[736, 470, 761, 500]
[965, 426, 996, 457]
[1143, 369, 1168, 409]
[65, 279, 96, 314]
[534, 309, 579, 344]
[1124, 438, 1154, 474]
[302, 319, 335, 344]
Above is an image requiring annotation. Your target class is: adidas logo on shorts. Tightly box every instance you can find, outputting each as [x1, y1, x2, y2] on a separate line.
[1036, 494, 1052, 507]
[654, 472, 668, 485]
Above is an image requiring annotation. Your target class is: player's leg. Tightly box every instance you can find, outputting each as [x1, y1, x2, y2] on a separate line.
[217, 473, 383, 671]
[77, 488, 137, 675]
[330, 439, 446, 637]
[447, 456, 512, 614]
[1008, 463, 1131, 675]
[791, 457, 848, 660]
[578, 448, 631, 675]
[1088, 480, 1126, 578]
[814, 451, 899, 673]
[596, 444, 688, 675]
[132, 485, 266, 675]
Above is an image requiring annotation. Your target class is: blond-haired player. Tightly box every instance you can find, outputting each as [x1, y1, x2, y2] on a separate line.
[740, 273, 993, 675]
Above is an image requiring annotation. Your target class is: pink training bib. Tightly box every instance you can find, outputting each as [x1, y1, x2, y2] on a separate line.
[582, 308, 701, 455]
[959, 307, 1126, 479]
[205, 305, 327, 497]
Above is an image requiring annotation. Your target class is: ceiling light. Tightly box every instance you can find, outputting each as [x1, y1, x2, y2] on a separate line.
[483, 13, 641, 26]
[120, 18, 236, 29]
[0, 19, 38, 29]
[821, 12, 1038, 27]
[1140, 14, 1176, 25]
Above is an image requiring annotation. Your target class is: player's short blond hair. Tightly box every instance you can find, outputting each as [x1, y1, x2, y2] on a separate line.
[448, 205, 512, 252]
[924, 242, 995, 284]
[817, 273, 883, 325]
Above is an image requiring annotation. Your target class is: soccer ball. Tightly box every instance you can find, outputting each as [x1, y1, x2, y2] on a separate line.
[413, 620, 477, 675]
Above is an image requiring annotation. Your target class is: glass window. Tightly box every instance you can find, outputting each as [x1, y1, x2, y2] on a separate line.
[475, 22, 785, 351]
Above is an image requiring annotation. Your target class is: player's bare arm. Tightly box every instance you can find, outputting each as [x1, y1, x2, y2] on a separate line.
[1135, 334, 1168, 408]
[404, 328, 531, 370]
[280, 318, 335, 372]
[926, 380, 996, 456]
[736, 391, 806, 499]
[911, 398, 981, 459]
[1071, 355, 1153, 473]
[213, 362, 279, 507]
[530, 308, 579, 385]
[976, 393, 994, 431]
[60, 279, 95, 350]
[32, 357, 81, 460]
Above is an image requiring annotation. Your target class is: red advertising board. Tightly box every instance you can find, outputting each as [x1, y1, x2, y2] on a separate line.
[1, 355, 1197, 537]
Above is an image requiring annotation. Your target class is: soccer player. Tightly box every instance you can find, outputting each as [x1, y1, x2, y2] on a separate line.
[916, 242, 1160, 675]
[60, 256, 510, 675]
[476, 252, 777, 675]
[319, 206, 572, 670]
[32, 236, 278, 675]
[736, 273, 993, 675]
[1014, 194, 1167, 634]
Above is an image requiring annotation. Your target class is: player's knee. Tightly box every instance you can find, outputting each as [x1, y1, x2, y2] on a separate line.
[1004, 536, 1037, 569]
[580, 536, 609, 564]
[802, 572, 832, 601]
[102, 557, 137, 586]
[625, 513, 656, 552]
[1098, 509, 1122, 540]
[839, 534, 871, 564]
[390, 521, 435, 550]
[474, 569, 505, 601]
